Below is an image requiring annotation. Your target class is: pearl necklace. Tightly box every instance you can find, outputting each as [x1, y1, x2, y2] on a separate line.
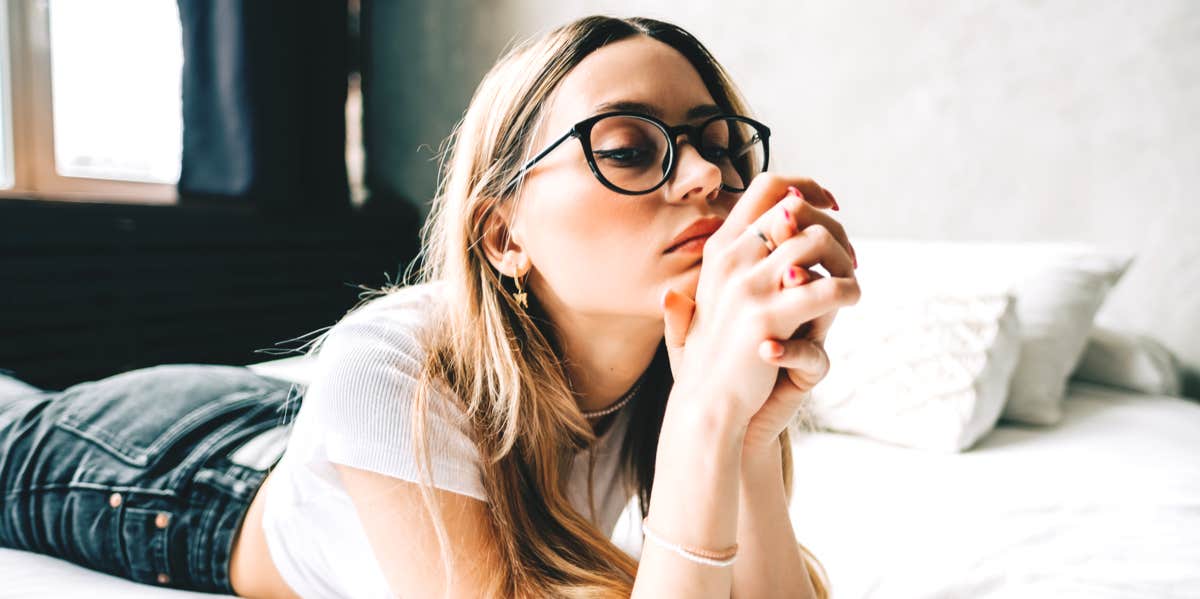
[580, 376, 645, 419]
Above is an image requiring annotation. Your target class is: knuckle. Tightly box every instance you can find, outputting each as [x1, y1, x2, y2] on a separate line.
[805, 223, 834, 245]
[809, 279, 838, 304]
[756, 172, 783, 191]
[709, 244, 738, 272]
[830, 219, 849, 240]
[733, 271, 758, 296]
[817, 278, 858, 307]
[786, 194, 811, 217]
[843, 279, 863, 305]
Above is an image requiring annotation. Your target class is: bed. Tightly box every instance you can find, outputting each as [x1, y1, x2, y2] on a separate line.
[5, 365, 1199, 598]
[5, 231, 1200, 598]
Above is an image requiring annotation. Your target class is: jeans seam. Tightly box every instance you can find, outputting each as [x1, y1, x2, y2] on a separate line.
[3, 484, 176, 502]
[191, 494, 218, 585]
[56, 391, 267, 469]
[167, 396, 282, 492]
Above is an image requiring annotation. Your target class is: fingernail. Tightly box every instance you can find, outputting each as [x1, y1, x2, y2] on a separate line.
[854, 254, 859, 269]
[762, 340, 785, 359]
[828, 191, 840, 211]
[787, 265, 804, 284]
[781, 206, 794, 232]
[786, 185, 804, 200]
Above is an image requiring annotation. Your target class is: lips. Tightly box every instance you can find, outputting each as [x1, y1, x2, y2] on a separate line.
[665, 216, 725, 254]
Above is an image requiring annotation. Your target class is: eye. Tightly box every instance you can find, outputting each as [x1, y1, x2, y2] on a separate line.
[699, 143, 729, 162]
[593, 146, 654, 167]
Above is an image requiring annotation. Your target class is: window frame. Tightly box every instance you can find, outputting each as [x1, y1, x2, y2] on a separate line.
[0, 0, 176, 205]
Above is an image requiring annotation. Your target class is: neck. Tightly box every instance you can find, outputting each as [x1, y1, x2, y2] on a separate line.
[562, 328, 660, 413]
[533, 289, 663, 414]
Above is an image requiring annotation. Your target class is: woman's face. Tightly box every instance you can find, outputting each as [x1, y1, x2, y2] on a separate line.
[499, 35, 737, 323]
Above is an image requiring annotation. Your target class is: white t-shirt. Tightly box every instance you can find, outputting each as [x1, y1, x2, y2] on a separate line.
[260, 281, 635, 598]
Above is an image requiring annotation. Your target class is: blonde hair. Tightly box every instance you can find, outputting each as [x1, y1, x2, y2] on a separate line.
[317, 14, 829, 598]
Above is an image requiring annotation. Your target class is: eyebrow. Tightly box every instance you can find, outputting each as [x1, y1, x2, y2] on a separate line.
[591, 100, 723, 121]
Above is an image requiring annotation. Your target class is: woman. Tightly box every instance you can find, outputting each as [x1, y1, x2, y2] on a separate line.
[0, 14, 858, 598]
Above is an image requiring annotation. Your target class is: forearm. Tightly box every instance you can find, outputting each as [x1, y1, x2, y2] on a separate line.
[631, 387, 746, 599]
[731, 438, 817, 599]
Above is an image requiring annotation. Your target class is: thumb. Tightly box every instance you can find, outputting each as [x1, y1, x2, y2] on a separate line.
[661, 288, 696, 350]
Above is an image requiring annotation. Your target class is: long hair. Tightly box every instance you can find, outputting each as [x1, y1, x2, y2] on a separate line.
[321, 15, 830, 598]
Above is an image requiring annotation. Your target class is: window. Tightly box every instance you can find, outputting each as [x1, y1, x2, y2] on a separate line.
[0, 2, 14, 189]
[1, 0, 183, 204]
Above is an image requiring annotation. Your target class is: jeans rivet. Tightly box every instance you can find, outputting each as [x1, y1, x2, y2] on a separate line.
[155, 512, 170, 529]
[108, 492, 122, 508]
[157, 573, 170, 584]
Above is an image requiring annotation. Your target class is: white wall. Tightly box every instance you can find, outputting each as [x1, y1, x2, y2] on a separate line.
[382, 1, 1200, 393]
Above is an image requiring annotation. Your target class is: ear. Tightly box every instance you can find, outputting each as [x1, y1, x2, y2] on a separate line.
[480, 201, 530, 277]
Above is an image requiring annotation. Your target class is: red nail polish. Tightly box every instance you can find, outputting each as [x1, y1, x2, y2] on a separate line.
[787, 185, 803, 199]
[829, 192, 840, 211]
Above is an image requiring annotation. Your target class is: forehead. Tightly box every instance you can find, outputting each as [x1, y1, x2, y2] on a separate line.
[542, 35, 718, 133]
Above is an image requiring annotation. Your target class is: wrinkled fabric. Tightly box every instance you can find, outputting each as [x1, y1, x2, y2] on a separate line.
[0, 364, 302, 594]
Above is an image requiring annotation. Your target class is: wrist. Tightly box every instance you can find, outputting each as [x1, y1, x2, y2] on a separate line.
[663, 383, 748, 446]
[741, 435, 782, 471]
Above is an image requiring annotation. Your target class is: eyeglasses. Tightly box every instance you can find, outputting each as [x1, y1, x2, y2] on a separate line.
[500, 110, 771, 196]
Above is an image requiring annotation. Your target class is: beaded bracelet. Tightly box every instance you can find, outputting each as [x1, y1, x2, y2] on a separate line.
[641, 517, 739, 567]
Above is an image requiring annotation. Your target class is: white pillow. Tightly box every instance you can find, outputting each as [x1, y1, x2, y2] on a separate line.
[843, 240, 1134, 426]
[1070, 326, 1182, 396]
[809, 290, 1021, 452]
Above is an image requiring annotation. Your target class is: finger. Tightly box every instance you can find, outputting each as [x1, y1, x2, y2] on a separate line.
[774, 276, 862, 328]
[716, 173, 832, 251]
[726, 184, 854, 274]
[787, 179, 838, 212]
[751, 224, 856, 295]
[777, 268, 839, 345]
[775, 193, 856, 270]
[779, 265, 822, 290]
[724, 184, 807, 271]
[660, 287, 696, 350]
[757, 337, 829, 379]
[801, 310, 838, 347]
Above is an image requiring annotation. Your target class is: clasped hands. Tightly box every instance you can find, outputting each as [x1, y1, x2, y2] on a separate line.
[661, 176, 860, 458]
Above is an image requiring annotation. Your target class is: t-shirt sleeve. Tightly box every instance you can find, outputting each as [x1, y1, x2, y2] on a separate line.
[305, 312, 487, 502]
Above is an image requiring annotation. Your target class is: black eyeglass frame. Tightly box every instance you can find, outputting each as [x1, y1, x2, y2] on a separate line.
[500, 110, 772, 196]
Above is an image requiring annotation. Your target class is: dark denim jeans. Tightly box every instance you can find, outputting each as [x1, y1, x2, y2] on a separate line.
[0, 364, 303, 594]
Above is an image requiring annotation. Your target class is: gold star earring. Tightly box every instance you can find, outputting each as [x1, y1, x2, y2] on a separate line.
[512, 270, 528, 309]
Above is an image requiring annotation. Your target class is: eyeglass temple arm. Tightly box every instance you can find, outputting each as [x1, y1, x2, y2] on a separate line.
[500, 129, 578, 193]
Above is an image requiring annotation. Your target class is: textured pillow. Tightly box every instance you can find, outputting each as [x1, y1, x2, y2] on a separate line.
[808, 291, 1021, 452]
[1070, 326, 1182, 396]
[844, 240, 1134, 426]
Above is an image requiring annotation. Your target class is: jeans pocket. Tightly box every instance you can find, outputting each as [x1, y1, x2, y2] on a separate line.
[51, 364, 292, 473]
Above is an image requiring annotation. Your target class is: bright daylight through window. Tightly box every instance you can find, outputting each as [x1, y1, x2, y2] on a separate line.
[47, 0, 182, 184]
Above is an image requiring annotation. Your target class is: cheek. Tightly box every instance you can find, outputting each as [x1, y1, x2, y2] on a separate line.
[525, 184, 660, 301]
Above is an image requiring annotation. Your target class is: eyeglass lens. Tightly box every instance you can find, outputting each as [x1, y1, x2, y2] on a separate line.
[588, 115, 765, 193]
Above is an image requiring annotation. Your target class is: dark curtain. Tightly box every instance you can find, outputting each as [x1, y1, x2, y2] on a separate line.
[176, 0, 351, 219]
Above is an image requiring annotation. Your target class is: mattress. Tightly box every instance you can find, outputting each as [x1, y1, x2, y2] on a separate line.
[778, 381, 1200, 599]
[4, 381, 1198, 598]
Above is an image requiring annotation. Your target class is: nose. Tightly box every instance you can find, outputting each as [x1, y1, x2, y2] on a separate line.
[667, 135, 723, 203]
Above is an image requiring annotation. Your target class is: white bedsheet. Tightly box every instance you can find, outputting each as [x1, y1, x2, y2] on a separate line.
[4, 382, 1198, 598]
[785, 381, 1200, 599]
